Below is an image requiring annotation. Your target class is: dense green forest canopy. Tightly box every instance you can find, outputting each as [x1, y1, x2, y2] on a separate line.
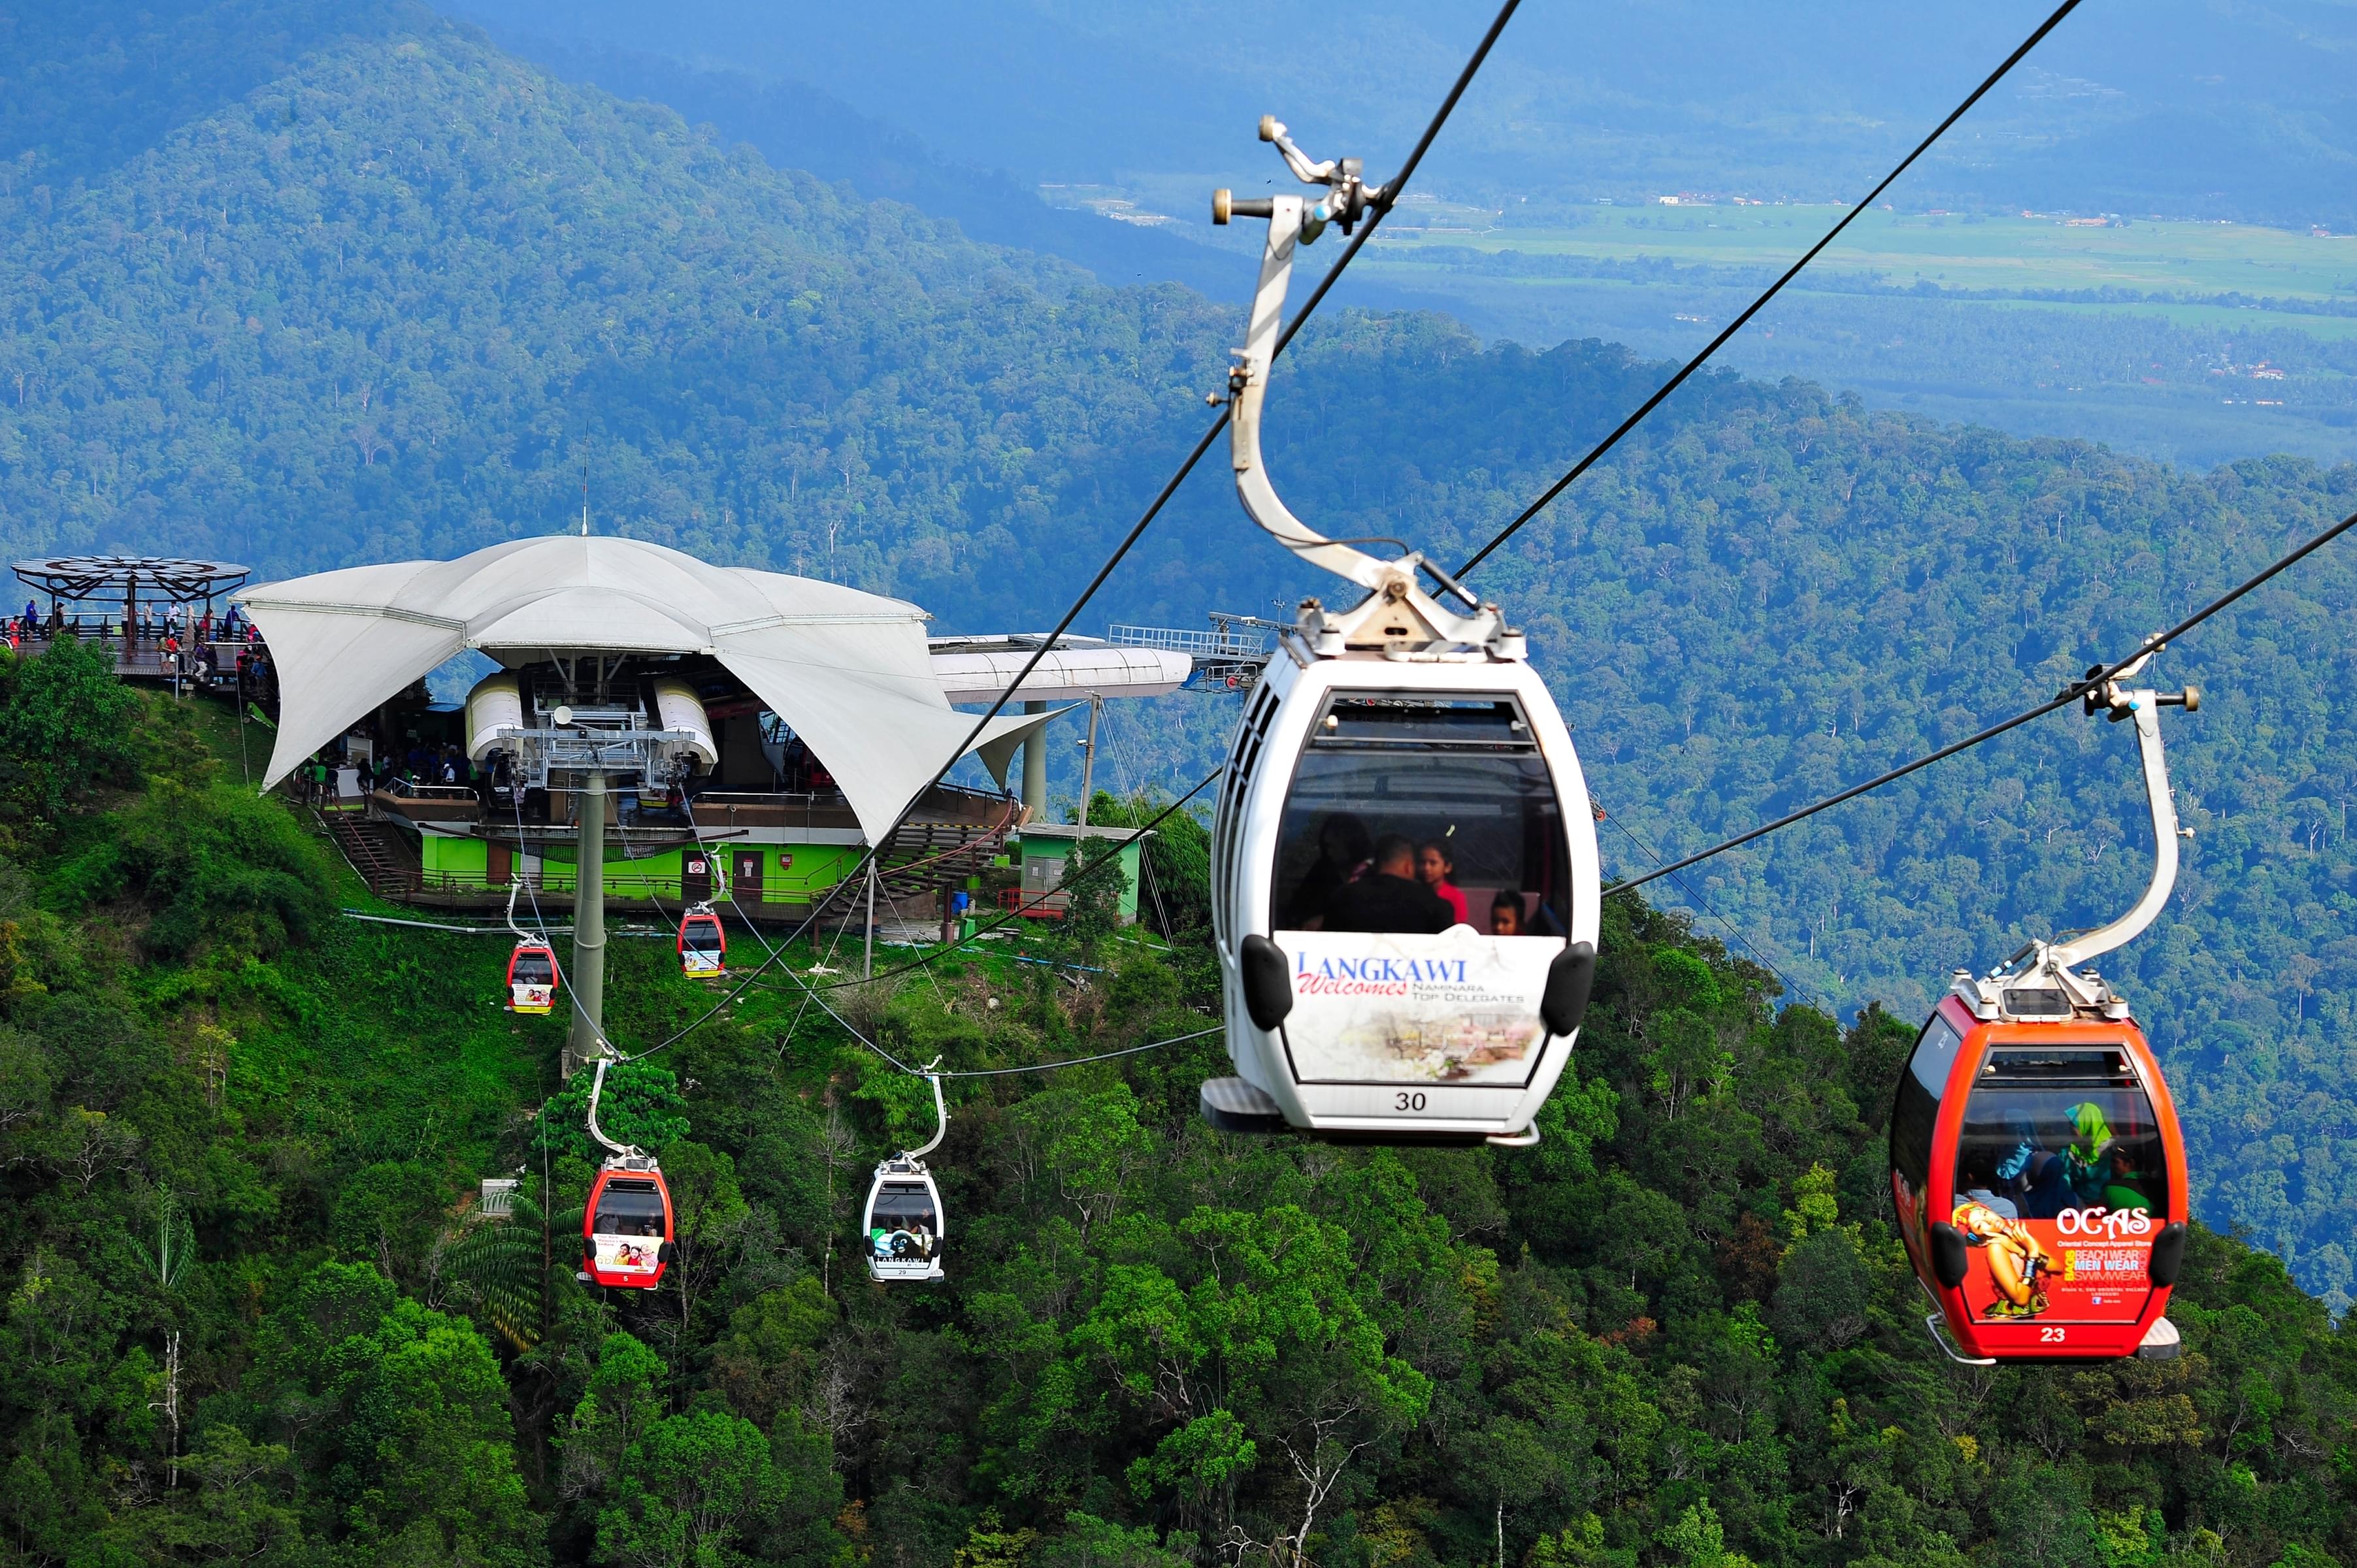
[0, 0, 2354, 1311]
[0, 630, 2350, 1568]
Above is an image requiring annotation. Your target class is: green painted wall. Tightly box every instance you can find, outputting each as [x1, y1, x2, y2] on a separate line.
[1013, 836, 1143, 919]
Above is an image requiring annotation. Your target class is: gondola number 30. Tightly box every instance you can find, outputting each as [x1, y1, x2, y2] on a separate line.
[1394, 1092, 1427, 1111]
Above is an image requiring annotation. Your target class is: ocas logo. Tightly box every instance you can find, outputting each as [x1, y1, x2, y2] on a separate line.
[2056, 1206, 2155, 1239]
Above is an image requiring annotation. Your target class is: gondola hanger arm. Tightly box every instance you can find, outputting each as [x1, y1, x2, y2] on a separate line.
[585, 1055, 644, 1163]
[904, 1062, 948, 1162]
[1213, 119, 1506, 656]
[2045, 647, 2198, 972]
[1959, 644, 2199, 1018]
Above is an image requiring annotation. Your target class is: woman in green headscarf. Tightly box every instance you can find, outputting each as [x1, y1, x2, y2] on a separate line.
[2062, 1101, 2153, 1213]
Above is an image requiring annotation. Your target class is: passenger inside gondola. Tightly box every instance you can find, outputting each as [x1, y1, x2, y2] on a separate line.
[1953, 1052, 2168, 1220]
[1270, 696, 1571, 937]
[1489, 892, 1523, 936]
[593, 1179, 666, 1237]
[869, 1184, 939, 1263]
[1323, 836, 1456, 934]
[1282, 814, 1370, 928]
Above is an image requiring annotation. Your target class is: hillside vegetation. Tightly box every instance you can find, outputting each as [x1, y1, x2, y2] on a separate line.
[1, 642, 2352, 1568]
[1, 0, 2356, 1307]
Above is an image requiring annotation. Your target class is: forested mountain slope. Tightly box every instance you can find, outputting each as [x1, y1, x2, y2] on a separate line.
[1, 0, 2356, 1308]
[0, 644, 2349, 1568]
[0, 0, 1238, 582]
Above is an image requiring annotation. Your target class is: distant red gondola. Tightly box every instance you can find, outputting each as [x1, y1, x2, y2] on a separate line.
[678, 904, 726, 977]
[506, 940, 557, 1015]
[1892, 654, 2195, 1364]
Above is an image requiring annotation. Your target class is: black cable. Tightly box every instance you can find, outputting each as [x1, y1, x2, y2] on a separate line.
[1611, 502, 2357, 894]
[1598, 804, 1820, 1007]
[587, 0, 1525, 1060]
[1455, 0, 2085, 578]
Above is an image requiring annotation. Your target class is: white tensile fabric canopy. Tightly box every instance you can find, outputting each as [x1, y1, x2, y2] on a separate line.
[237, 536, 1057, 845]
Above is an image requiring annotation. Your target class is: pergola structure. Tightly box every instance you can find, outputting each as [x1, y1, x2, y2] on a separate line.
[12, 555, 250, 619]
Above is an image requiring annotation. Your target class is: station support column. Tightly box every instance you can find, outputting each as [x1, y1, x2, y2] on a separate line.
[1021, 700, 1047, 819]
[563, 771, 607, 1080]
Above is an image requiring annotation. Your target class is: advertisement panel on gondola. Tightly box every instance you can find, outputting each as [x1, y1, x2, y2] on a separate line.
[1276, 928, 1562, 1085]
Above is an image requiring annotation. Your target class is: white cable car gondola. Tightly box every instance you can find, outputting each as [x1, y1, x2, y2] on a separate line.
[1198, 119, 1601, 1146]
[864, 1071, 948, 1283]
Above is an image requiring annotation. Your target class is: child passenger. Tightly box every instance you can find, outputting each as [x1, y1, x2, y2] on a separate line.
[1417, 841, 1470, 926]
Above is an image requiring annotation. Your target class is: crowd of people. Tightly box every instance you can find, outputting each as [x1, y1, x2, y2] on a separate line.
[5, 598, 261, 690]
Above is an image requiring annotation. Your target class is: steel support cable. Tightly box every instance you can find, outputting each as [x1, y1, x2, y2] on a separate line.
[1609, 502, 2357, 896]
[1596, 802, 1821, 1007]
[1454, 0, 2086, 579]
[557, 0, 1527, 1062]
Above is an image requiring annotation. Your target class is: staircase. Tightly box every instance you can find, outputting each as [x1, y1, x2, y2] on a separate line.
[877, 791, 1019, 903]
[327, 815, 420, 897]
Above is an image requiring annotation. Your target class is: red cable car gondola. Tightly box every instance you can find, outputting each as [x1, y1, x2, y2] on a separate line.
[578, 1058, 674, 1290]
[506, 940, 558, 1015]
[1892, 656, 2195, 1364]
[678, 904, 727, 977]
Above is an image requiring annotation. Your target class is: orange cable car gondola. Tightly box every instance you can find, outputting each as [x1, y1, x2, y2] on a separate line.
[578, 1058, 674, 1290]
[506, 941, 558, 1015]
[1891, 653, 2194, 1365]
[678, 903, 727, 978]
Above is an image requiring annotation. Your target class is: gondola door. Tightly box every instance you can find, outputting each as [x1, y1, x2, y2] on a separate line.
[731, 850, 763, 907]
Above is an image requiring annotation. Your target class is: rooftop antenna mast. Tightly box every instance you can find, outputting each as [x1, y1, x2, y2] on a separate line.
[580, 453, 590, 537]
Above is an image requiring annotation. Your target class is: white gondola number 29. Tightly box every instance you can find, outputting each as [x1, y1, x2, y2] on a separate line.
[1394, 1092, 1427, 1111]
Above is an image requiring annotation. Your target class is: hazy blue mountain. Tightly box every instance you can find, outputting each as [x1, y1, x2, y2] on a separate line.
[443, 0, 2357, 227]
[470, 32, 1248, 299]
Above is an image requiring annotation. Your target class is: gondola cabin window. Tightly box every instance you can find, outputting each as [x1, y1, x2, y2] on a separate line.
[1956, 1049, 2169, 1220]
[869, 1183, 940, 1266]
[1952, 1047, 2171, 1326]
[593, 1179, 666, 1237]
[1266, 694, 1573, 1088]
[1271, 696, 1570, 936]
[1890, 1013, 1963, 1232]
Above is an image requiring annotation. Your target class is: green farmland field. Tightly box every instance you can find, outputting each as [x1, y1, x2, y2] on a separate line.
[1366, 201, 2357, 304]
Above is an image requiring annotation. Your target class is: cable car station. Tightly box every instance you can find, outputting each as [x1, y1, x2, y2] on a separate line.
[229, 536, 1186, 938]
